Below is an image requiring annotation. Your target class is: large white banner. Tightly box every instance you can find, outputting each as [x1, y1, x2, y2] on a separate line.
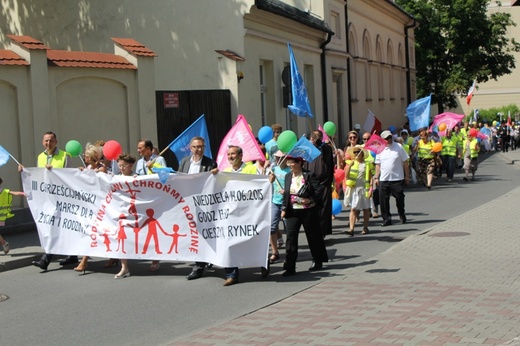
[21, 168, 271, 268]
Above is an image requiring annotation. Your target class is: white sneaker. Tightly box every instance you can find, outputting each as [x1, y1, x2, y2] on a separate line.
[2, 241, 10, 255]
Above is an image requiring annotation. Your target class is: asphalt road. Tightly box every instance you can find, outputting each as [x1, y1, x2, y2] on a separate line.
[0, 151, 518, 346]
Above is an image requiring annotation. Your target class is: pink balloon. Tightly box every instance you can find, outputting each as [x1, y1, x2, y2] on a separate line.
[103, 140, 122, 160]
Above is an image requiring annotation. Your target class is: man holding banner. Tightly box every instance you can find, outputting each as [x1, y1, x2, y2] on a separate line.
[179, 136, 218, 281]
[26, 131, 77, 271]
[221, 145, 260, 286]
[136, 138, 166, 272]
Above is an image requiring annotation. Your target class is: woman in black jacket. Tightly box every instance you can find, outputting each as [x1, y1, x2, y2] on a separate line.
[280, 156, 329, 276]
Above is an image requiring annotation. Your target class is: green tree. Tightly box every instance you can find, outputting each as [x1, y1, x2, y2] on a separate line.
[396, 0, 520, 113]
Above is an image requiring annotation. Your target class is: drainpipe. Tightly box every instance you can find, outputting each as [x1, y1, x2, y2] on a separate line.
[320, 31, 333, 122]
[404, 19, 417, 105]
[345, 0, 353, 132]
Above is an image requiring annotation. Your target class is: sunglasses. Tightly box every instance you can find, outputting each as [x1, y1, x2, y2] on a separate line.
[353, 151, 361, 154]
[349, 136, 357, 139]
[362, 137, 370, 140]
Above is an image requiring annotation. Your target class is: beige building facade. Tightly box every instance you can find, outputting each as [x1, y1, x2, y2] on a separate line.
[0, 0, 416, 200]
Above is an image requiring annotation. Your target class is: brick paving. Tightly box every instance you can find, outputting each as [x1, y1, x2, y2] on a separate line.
[170, 151, 520, 345]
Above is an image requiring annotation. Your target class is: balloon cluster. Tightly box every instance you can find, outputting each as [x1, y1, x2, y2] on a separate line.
[66, 139, 123, 160]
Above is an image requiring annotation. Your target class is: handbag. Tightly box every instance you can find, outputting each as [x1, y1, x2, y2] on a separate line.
[297, 173, 311, 198]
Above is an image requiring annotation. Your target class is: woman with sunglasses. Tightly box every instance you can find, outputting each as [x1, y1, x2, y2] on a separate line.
[344, 145, 373, 236]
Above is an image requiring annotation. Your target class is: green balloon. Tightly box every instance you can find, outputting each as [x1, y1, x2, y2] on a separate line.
[323, 121, 337, 136]
[277, 130, 297, 153]
[65, 140, 83, 157]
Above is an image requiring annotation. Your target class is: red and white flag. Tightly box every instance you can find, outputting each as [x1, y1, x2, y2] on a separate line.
[362, 109, 382, 134]
[466, 80, 476, 106]
[216, 114, 265, 170]
[507, 111, 512, 127]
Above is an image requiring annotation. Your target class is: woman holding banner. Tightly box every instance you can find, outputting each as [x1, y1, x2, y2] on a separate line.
[280, 156, 328, 276]
[74, 143, 108, 273]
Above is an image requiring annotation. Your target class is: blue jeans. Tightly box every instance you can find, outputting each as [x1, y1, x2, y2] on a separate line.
[225, 267, 238, 279]
[270, 203, 285, 234]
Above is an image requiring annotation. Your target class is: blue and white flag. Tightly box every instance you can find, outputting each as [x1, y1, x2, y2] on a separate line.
[286, 136, 321, 163]
[288, 43, 313, 118]
[0, 145, 11, 167]
[406, 94, 431, 132]
[168, 114, 212, 164]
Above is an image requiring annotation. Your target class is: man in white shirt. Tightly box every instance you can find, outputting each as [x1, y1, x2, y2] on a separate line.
[374, 130, 410, 226]
[135, 139, 167, 176]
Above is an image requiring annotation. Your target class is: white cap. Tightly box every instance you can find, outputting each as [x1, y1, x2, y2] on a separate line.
[354, 123, 361, 130]
[380, 130, 392, 139]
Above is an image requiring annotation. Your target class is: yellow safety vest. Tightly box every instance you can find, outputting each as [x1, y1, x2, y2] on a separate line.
[418, 140, 435, 159]
[345, 160, 372, 197]
[224, 162, 257, 174]
[37, 149, 69, 168]
[463, 139, 479, 159]
[441, 136, 458, 156]
[0, 189, 14, 221]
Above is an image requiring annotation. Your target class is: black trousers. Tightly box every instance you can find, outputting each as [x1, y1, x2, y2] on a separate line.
[284, 207, 328, 272]
[378, 180, 405, 221]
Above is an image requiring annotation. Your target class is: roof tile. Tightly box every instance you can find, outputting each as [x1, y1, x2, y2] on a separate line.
[7, 35, 50, 50]
[112, 38, 157, 57]
[0, 49, 29, 66]
[47, 50, 136, 69]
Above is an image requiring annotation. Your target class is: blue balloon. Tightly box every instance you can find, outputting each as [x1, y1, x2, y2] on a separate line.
[258, 126, 273, 144]
[389, 125, 397, 134]
[370, 151, 376, 159]
[332, 198, 342, 216]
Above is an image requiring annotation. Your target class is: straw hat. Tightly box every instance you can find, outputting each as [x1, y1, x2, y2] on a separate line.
[347, 145, 366, 159]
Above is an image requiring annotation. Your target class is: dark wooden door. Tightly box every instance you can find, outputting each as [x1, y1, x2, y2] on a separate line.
[156, 90, 231, 170]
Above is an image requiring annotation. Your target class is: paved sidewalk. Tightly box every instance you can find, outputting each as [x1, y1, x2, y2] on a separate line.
[3, 150, 520, 345]
[170, 150, 520, 345]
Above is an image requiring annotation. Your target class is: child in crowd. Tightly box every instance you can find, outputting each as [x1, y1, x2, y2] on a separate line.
[0, 176, 26, 254]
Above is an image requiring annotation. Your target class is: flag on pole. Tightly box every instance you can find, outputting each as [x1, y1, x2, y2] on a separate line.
[318, 124, 330, 143]
[466, 80, 476, 106]
[362, 109, 382, 134]
[406, 94, 431, 132]
[363, 133, 386, 155]
[0, 145, 10, 167]
[168, 114, 212, 164]
[286, 136, 322, 163]
[215, 114, 265, 170]
[507, 111, 511, 127]
[287, 43, 313, 118]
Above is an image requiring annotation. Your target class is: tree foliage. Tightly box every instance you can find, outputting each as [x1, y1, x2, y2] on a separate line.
[396, 0, 520, 113]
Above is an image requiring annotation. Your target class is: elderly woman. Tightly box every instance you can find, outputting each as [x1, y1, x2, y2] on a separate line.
[74, 142, 108, 273]
[414, 129, 437, 190]
[344, 145, 373, 236]
[280, 156, 328, 276]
